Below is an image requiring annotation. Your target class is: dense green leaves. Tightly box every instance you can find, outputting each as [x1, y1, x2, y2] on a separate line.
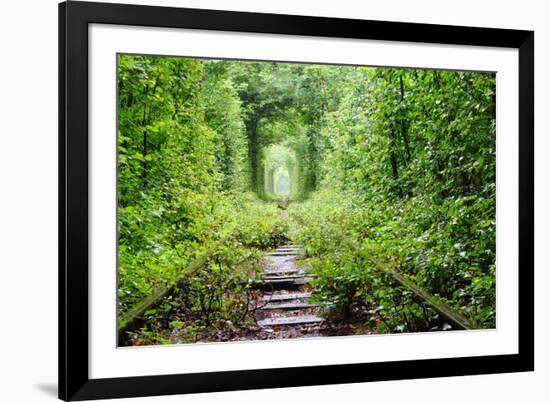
[118, 54, 496, 344]
[117, 55, 290, 344]
[290, 68, 496, 331]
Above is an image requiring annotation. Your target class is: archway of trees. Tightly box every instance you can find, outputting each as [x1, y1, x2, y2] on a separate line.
[117, 55, 496, 345]
[262, 144, 299, 200]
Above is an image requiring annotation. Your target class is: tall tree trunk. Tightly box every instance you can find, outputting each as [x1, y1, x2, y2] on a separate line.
[389, 127, 402, 197]
[390, 146, 399, 181]
[141, 101, 148, 185]
[140, 79, 159, 187]
[247, 116, 260, 192]
[399, 74, 411, 163]
[386, 72, 402, 197]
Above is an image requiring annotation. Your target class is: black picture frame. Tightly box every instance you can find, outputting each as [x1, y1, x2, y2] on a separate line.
[59, 1, 534, 400]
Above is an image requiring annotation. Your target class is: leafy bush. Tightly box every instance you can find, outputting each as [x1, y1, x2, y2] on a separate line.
[289, 186, 495, 332]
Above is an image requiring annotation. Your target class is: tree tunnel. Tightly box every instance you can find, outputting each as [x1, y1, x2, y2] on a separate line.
[261, 144, 300, 200]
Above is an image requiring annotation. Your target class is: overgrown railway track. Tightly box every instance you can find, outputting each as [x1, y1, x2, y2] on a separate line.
[253, 244, 325, 338]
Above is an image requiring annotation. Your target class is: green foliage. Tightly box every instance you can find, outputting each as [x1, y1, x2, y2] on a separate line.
[117, 55, 289, 344]
[290, 68, 496, 331]
[118, 54, 496, 343]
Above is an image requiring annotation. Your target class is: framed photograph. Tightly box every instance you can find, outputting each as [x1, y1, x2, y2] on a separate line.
[59, 1, 534, 400]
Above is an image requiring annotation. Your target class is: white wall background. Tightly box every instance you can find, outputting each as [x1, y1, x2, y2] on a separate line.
[0, 0, 545, 401]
